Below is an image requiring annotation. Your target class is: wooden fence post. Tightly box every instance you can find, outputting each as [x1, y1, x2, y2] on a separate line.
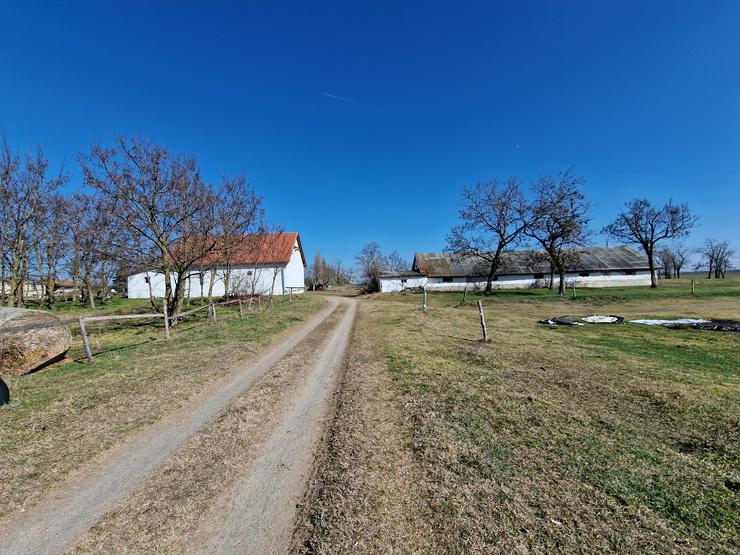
[78, 318, 94, 363]
[423, 287, 428, 313]
[477, 300, 490, 342]
[162, 299, 170, 339]
[289, 288, 293, 302]
[462, 286, 468, 304]
[691, 279, 695, 296]
[238, 298, 243, 318]
[209, 302, 217, 323]
[572, 283, 577, 299]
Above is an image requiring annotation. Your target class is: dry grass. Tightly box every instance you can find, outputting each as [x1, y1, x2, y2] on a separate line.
[69, 305, 347, 553]
[0, 295, 326, 522]
[300, 282, 740, 553]
[294, 301, 434, 554]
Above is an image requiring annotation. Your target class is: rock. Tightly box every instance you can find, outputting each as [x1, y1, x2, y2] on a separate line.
[0, 307, 71, 376]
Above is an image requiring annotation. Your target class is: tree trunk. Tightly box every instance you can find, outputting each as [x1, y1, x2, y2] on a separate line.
[163, 266, 172, 305]
[485, 260, 496, 294]
[207, 267, 217, 301]
[557, 265, 566, 295]
[84, 273, 95, 309]
[223, 267, 231, 300]
[648, 251, 657, 288]
[46, 267, 55, 309]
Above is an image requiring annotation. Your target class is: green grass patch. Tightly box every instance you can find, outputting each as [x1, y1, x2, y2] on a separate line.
[360, 287, 740, 552]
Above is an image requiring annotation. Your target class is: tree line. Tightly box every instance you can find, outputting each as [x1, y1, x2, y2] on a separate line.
[355, 169, 735, 293]
[0, 136, 275, 318]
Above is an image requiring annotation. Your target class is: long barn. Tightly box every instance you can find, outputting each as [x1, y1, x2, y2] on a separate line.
[379, 246, 652, 292]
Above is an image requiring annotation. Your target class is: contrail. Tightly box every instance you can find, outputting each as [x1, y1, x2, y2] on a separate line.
[321, 92, 382, 113]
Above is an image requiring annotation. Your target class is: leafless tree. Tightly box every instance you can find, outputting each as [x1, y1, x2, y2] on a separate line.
[447, 179, 530, 294]
[385, 250, 408, 272]
[0, 142, 67, 307]
[309, 251, 330, 290]
[37, 193, 71, 308]
[214, 175, 263, 300]
[355, 243, 387, 292]
[697, 239, 735, 279]
[657, 243, 689, 279]
[66, 194, 120, 308]
[80, 136, 220, 318]
[602, 199, 697, 288]
[525, 170, 591, 295]
[331, 260, 353, 285]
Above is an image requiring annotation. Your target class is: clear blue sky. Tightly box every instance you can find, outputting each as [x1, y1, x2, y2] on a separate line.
[2, 1, 739, 267]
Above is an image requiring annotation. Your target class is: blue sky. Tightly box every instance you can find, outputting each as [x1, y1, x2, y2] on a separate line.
[2, 1, 738, 267]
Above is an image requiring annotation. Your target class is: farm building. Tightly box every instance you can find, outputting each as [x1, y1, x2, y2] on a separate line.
[379, 246, 652, 292]
[127, 232, 306, 299]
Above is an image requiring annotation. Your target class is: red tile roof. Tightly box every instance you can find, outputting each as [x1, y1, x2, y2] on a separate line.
[179, 232, 305, 267]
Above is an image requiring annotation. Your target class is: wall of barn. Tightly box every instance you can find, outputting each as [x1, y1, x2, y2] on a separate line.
[379, 270, 652, 293]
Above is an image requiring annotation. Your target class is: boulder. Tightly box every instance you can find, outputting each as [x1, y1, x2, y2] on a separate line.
[0, 307, 71, 376]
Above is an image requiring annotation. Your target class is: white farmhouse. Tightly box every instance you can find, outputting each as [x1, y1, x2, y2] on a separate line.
[127, 232, 306, 299]
[379, 246, 652, 292]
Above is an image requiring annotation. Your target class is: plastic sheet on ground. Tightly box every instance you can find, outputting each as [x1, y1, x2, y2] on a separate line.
[538, 315, 624, 326]
[629, 319, 740, 332]
[629, 318, 710, 326]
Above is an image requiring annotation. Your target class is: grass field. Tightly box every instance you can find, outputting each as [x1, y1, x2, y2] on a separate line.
[302, 279, 740, 553]
[0, 295, 326, 521]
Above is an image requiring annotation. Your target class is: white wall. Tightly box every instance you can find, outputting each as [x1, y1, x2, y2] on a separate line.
[379, 270, 652, 293]
[282, 239, 306, 293]
[379, 276, 428, 293]
[127, 258, 305, 300]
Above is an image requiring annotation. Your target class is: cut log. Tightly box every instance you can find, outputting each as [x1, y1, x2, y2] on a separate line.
[0, 308, 72, 376]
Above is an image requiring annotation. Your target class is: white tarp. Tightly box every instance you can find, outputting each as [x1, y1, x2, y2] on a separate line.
[629, 318, 710, 326]
[582, 315, 621, 324]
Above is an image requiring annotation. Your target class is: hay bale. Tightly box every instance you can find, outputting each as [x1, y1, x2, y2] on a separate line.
[0, 307, 71, 376]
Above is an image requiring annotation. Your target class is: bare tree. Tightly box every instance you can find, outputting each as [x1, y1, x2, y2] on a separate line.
[66, 194, 120, 308]
[669, 243, 689, 278]
[80, 136, 220, 318]
[697, 239, 735, 279]
[525, 170, 591, 295]
[602, 199, 697, 288]
[0, 142, 67, 307]
[385, 250, 408, 272]
[447, 179, 530, 294]
[355, 243, 387, 292]
[656, 243, 689, 280]
[214, 175, 263, 300]
[38, 193, 71, 308]
[657, 247, 674, 280]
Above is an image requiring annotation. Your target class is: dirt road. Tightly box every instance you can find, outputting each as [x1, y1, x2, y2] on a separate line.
[0, 297, 355, 555]
[189, 296, 356, 554]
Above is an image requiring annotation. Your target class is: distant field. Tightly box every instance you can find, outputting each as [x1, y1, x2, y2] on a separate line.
[301, 280, 740, 553]
[0, 295, 326, 520]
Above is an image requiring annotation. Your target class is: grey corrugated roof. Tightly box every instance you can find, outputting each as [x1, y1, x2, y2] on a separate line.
[381, 270, 427, 278]
[414, 246, 649, 277]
